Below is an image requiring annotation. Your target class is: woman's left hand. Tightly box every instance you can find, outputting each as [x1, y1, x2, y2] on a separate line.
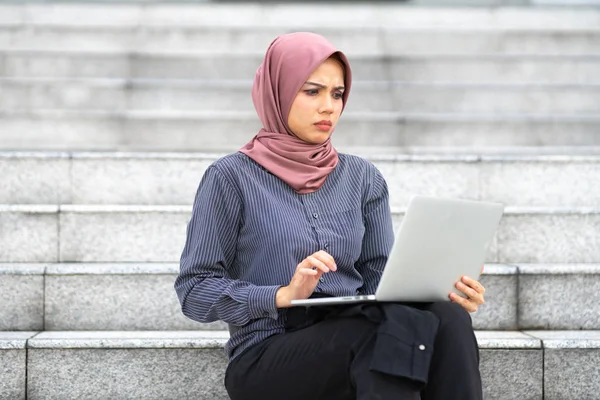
[449, 274, 486, 313]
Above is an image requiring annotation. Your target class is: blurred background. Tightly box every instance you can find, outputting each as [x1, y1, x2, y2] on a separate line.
[1, 0, 599, 399]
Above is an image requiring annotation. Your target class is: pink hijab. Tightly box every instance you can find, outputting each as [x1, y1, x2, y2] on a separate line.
[239, 32, 352, 194]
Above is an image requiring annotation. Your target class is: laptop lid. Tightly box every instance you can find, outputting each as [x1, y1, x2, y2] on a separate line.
[375, 195, 504, 302]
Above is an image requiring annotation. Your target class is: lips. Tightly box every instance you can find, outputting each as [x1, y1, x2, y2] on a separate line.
[314, 120, 332, 131]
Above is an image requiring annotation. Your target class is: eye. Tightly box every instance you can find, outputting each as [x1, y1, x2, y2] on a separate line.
[304, 89, 319, 96]
[333, 92, 343, 100]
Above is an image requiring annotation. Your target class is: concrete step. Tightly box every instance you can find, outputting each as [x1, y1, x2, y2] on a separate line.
[3, 78, 600, 114]
[521, 331, 600, 400]
[2, 263, 598, 332]
[518, 265, 600, 330]
[1, 4, 599, 30]
[0, 332, 33, 400]
[0, 263, 225, 331]
[3, 26, 600, 55]
[1, 110, 600, 151]
[1, 50, 599, 84]
[0, 205, 599, 264]
[2, 151, 600, 208]
[3, 330, 600, 399]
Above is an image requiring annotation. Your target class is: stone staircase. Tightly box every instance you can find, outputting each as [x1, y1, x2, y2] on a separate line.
[1, 3, 600, 400]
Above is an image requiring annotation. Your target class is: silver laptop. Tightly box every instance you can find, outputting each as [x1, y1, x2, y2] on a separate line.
[290, 195, 504, 306]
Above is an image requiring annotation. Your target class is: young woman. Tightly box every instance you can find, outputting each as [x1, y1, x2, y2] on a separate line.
[175, 32, 486, 400]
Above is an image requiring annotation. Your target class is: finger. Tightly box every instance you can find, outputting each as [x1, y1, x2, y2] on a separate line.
[303, 256, 330, 274]
[297, 268, 319, 276]
[456, 280, 479, 298]
[455, 281, 483, 305]
[461, 276, 485, 294]
[314, 251, 337, 270]
[481, 265, 485, 274]
[313, 251, 337, 271]
[449, 292, 477, 313]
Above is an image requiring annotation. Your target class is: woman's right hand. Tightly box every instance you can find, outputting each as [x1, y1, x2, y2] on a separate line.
[276, 250, 337, 308]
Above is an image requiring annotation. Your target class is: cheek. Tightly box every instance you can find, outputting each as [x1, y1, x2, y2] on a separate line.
[293, 97, 314, 117]
[333, 101, 344, 121]
[289, 99, 313, 126]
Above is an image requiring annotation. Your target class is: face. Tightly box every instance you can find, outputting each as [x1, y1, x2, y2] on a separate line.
[287, 57, 345, 144]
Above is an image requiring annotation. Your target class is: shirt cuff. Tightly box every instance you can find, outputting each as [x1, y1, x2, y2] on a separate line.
[247, 285, 281, 320]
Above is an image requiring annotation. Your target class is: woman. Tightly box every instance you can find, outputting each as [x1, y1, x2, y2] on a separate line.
[175, 32, 486, 400]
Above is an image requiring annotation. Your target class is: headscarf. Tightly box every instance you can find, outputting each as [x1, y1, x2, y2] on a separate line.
[239, 32, 352, 194]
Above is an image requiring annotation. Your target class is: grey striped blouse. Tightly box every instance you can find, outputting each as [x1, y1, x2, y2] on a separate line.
[175, 151, 394, 361]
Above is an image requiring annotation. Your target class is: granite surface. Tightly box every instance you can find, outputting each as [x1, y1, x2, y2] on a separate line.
[524, 331, 600, 349]
[543, 348, 600, 400]
[0, 349, 26, 400]
[0, 263, 47, 275]
[497, 212, 600, 263]
[0, 332, 39, 349]
[3, 5, 600, 28]
[45, 262, 179, 275]
[519, 271, 600, 329]
[0, 333, 35, 399]
[59, 207, 190, 262]
[480, 160, 600, 207]
[479, 349, 543, 400]
[475, 331, 541, 349]
[0, 154, 70, 204]
[70, 157, 211, 205]
[0, 209, 58, 262]
[28, 331, 230, 349]
[472, 273, 518, 330]
[27, 348, 229, 400]
[518, 263, 600, 275]
[6, 26, 598, 58]
[375, 160, 480, 209]
[44, 273, 224, 330]
[0, 273, 44, 330]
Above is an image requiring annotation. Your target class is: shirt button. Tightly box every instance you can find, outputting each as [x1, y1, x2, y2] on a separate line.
[319, 277, 325, 283]
[419, 344, 426, 351]
[313, 213, 318, 219]
[324, 243, 329, 249]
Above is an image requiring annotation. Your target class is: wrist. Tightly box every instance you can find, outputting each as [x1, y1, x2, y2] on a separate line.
[276, 286, 292, 308]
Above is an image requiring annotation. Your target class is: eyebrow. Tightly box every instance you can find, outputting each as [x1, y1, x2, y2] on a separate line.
[304, 81, 345, 91]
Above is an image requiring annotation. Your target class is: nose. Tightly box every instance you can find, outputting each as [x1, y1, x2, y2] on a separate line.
[318, 94, 334, 114]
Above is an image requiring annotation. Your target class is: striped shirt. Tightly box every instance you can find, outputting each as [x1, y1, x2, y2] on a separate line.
[175, 151, 394, 361]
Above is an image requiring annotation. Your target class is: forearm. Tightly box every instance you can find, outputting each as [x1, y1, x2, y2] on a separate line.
[177, 275, 281, 326]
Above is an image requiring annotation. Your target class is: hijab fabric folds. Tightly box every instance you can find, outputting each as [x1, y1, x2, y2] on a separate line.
[239, 32, 352, 194]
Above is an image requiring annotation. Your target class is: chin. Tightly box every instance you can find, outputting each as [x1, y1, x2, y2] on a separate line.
[306, 131, 332, 145]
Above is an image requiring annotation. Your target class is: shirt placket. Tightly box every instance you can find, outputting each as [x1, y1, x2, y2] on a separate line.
[300, 194, 328, 289]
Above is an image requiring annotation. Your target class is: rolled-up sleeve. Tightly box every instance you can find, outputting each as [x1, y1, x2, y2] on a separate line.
[356, 165, 395, 295]
[175, 166, 281, 326]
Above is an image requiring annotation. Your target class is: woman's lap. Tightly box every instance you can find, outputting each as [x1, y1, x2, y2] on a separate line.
[225, 316, 377, 400]
[224, 301, 479, 400]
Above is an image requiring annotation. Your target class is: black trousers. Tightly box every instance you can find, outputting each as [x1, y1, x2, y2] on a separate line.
[225, 301, 482, 400]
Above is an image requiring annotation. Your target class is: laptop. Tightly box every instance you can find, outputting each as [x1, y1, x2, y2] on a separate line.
[290, 195, 504, 306]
